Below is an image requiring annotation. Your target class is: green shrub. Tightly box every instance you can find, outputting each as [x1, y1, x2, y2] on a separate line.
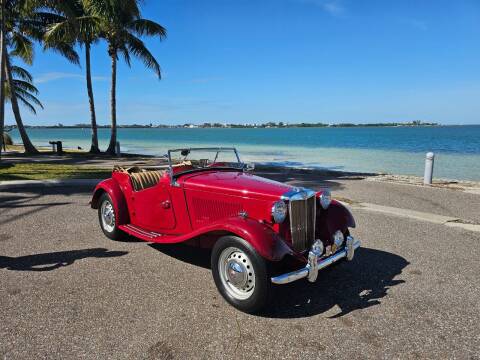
[2, 132, 13, 146]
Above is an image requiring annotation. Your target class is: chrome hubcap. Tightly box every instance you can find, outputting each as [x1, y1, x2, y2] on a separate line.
[218, 247, 255, 300]
[101, 200, 115, 233]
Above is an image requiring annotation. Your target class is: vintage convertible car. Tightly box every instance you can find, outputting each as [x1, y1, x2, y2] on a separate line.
[91, 147, 360, 313]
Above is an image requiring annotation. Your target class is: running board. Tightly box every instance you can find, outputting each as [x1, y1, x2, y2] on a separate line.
[119, 224, 164, 241]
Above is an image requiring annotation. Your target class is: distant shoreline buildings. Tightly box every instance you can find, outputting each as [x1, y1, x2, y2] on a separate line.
[6, 120, 439, 130]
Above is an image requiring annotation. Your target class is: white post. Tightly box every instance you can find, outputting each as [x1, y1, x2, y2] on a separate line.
[423, 152, 434, 185]
[115, 141, 121, 157]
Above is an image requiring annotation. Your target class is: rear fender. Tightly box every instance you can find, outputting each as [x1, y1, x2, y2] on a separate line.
[90, 178, 129, 225]
[204, 217, 295, 262]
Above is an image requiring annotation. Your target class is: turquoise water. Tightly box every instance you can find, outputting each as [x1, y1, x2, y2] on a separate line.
[9, 126, 480, 181]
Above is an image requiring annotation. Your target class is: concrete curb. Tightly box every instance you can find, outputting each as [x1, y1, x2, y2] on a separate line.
[339, 201, 480, 233]
[0, 179, 103, 189]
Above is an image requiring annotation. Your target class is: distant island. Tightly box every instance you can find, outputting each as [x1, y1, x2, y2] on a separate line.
[5, 120, 438, 130]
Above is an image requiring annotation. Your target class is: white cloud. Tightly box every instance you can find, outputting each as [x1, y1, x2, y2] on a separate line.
[321, 1, 345, 15]
[35, 72, 108, 84]
[402, 18, 428, 31]
[190, 76, 224, 84]
[296, 0, 346, 16]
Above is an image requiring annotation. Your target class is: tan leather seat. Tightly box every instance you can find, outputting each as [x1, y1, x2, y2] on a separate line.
[130, 170, 164, 191]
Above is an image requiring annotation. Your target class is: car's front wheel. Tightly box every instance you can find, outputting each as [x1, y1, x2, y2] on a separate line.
[98, 192, 123, 240]
[211, 235, 271, 313]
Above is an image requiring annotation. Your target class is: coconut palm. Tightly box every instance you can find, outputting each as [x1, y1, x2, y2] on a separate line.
[44, 0, 101, 153]
[86, 0, 166, 155]
[2, 0, 78, 154]
[1, 62, 42, 150]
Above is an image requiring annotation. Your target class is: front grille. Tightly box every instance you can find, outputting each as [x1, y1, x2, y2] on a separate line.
[289, 194, 316, 252]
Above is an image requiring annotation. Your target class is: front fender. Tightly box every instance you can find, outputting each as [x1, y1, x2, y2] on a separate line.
[316, 199, 356, 240]
[202, 217, 295, 262]
[90, 178, 129, 225]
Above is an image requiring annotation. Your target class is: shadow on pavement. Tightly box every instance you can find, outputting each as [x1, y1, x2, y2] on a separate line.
[0, 248, 128, 271]
[149, 243, 212, 269]
[264, 248, 409, 318]
[0, 186, 95, 226]
[149, 244, 408, 319]
[254, 167, 376, 193]
[0, 185, 95, 196]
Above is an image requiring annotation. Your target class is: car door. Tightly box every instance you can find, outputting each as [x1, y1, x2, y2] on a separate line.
[131, 180, 176, 231]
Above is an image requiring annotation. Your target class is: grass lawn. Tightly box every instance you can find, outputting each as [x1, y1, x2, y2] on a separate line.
[0, 163, 111, 181]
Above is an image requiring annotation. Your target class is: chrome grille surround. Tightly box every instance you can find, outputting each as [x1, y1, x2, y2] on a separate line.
[282, 188, 317, 252]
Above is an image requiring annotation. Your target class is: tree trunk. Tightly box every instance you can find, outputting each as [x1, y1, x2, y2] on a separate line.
[0, 0, 6, 158]
[5, 54, 38, 154]
[106, 52, 117, 155]
[85, 43, 99, 153]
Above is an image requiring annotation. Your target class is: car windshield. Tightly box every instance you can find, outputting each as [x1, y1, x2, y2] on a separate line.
[168, 147, 243, 175]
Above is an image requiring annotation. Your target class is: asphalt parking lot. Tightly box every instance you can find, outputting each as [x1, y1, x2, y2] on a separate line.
[1, 185, 479, 359]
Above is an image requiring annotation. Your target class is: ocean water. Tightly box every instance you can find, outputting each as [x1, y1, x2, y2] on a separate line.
[8, 126, 480, 181]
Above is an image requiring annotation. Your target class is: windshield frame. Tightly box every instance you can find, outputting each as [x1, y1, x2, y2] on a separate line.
[167, 147, 243, 182]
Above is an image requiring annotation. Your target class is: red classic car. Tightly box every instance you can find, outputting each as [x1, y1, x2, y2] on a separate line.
[91, 147, 360, 313]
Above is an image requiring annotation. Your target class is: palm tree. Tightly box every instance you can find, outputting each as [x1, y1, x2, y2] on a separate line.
[86, 0, 166, 155]
[0, 0, 7, 158]
[1, 62, 43, 150]
[44, 0, 101, 153]
[2, 0, 78, 154]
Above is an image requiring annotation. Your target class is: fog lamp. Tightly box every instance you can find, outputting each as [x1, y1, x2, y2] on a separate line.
[271, 200, 287, 223]
[311, 239, 324, 256]
[333, 230, 344, 248]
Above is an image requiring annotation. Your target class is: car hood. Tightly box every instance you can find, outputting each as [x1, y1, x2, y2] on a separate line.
[181, 171, 294, 201]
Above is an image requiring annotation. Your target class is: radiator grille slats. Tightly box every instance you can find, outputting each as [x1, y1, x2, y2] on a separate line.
[289, 195, 316, 252]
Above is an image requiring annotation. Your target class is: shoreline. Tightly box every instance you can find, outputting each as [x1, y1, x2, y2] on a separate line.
[2, 146, 480, 190]
[253, 163, 480, 193]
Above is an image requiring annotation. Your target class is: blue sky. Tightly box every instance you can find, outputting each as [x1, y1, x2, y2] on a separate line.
[7, 0, 480, 126]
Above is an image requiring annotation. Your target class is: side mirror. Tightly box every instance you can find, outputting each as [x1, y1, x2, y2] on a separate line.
[244, 162, 255, 172]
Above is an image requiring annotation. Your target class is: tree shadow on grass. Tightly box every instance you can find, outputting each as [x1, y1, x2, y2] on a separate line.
[149, 244, 408, 319]
[0, 248, 128, 271]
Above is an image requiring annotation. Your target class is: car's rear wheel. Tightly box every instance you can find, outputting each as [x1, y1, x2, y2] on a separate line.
[98, 192, 123, 240]
[211, 235, 271, 313]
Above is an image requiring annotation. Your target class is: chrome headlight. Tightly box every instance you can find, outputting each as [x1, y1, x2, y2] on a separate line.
[271, 200, 287, 223]
[319, 190, 331, 209]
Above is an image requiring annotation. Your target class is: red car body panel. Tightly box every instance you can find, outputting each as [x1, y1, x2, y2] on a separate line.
[91, 167, 354, 262]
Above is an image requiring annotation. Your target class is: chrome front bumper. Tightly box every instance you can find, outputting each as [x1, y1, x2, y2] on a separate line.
[271, 236, 361, 285]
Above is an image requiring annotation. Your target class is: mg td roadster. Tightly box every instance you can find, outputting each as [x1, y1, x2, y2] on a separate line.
[91, 147, 360, 313]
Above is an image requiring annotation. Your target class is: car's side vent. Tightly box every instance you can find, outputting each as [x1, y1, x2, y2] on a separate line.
[192, 197, 243, 225]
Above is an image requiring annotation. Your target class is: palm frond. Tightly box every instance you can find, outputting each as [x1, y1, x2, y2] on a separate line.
[129, 18, 167, 39]
[117, 43, 131, 66]
[125, 33, 161, 78]
[12, 79, 39, 94]
[11, 66, 33, 82]
[14, 87, 44, 109]
[16, 93, 39, 114]
[45, 20, 77, 44]
[10, 32, 34, 64]
[44, 41, 80, 65]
